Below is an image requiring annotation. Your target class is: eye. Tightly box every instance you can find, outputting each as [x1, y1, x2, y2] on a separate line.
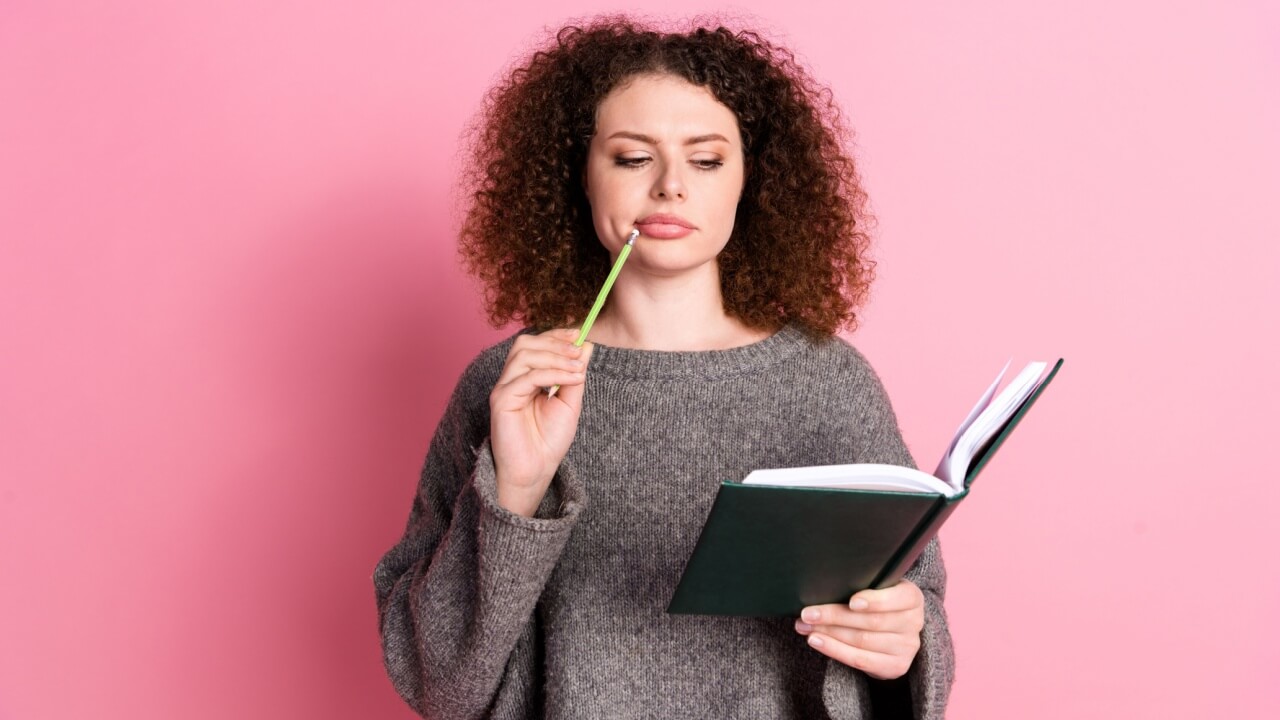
[614, 155, 650, 168]
[692, 158, 724, 171]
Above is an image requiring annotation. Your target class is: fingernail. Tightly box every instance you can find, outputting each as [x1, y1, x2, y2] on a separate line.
[795, 621, 813, 633]
[849, 598, 869, 611]
[570, 359, 585, 368]
[801, 608, 820, 623]
[808, 635, 824, 648]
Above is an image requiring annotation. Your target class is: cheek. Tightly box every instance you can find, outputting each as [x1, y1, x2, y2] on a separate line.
[714, 176, 745, 218]
[708, 163, 745, 199]
[594, 175, 645, 213]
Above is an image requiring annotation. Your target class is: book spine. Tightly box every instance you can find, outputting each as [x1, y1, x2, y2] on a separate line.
[870, 495, 961, 589]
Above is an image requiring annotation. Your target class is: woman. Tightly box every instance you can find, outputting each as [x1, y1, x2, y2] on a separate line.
[375, 18, 954, 719]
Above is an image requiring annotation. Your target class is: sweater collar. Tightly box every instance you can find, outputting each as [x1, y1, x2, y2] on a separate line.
[585, 323, 811, 381]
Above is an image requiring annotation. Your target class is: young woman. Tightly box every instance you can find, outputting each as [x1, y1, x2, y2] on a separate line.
[375, 18, 954, 719]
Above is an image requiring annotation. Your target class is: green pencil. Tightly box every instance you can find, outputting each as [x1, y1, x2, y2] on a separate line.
[547, 228, 639, 398]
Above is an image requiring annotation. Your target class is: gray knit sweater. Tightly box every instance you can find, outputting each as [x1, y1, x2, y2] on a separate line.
[375, 325, 954, 719]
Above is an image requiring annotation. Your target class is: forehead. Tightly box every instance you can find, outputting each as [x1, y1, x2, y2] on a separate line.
[594, 74, 740, 141]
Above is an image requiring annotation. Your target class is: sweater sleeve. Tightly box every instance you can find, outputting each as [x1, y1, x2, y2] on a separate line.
[373, 358, 587, 719]
[821, 352, 956, 720]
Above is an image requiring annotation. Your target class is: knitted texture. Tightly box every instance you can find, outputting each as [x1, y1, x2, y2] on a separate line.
[374, 325, 955, 719]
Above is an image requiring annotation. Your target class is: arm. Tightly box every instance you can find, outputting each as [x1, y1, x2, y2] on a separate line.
[899, 537, 953, 717]
[373, 344, 588, 719]
[812, 538, 953, 719]
[815, 351, 956, 719]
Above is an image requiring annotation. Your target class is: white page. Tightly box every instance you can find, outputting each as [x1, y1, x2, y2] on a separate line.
[933, 359, 1011, 487]
[944, 361, 1047, 485]
[743, 463, 957, 497]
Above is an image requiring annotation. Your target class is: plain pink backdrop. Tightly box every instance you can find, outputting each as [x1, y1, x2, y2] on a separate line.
[2, 1, 1277, 718]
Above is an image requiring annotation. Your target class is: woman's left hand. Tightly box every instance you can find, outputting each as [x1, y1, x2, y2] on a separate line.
[794, 579, 925, 680]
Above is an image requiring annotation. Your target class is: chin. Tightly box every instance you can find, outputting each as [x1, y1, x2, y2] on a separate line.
[632, 255, 721, 278]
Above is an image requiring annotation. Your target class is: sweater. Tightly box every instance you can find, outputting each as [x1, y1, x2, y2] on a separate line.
[374, 324, 955, 719]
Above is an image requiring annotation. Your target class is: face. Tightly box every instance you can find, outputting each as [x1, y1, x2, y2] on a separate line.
[583, 73, 746, 277]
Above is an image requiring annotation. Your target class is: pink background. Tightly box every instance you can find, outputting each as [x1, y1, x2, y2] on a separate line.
[3, 1, 1277, 718]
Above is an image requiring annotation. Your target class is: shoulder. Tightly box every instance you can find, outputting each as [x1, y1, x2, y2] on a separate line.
[793, 330, 902, 427]
[752, 326, 913, 467]
[801, 331, 875, 370]
[447, 329, 525, 412]
[457, 331, 520, 389]
[799, 331, 914, 466]
[792, 330, 891, 399]
[425, 330, 525, 466]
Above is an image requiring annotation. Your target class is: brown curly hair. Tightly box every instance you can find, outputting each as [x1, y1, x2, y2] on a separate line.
[458, 16, 876, 337]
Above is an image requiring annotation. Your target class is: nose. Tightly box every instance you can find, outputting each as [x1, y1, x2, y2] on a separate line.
[651, 160, 687, 201]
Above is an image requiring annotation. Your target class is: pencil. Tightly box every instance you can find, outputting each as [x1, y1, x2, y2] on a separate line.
[547, 228, 639, 398]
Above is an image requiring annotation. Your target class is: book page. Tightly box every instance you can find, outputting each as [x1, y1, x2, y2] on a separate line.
[933, 359, 1011, 487]
[742, 463, 958, 497]
[942, 361, 1048, 485]
[737, 359, 1054, 499]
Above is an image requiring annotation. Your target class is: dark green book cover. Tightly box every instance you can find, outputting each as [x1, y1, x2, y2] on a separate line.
[667, 359, 1062, 617]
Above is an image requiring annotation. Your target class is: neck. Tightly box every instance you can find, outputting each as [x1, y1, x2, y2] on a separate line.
[586, 263, 773, 351]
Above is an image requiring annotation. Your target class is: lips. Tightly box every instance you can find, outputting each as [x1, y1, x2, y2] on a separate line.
[635, 214, 695, 239]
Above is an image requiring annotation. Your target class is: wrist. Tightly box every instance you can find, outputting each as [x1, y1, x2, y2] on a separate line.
[495, 479, 549, 518]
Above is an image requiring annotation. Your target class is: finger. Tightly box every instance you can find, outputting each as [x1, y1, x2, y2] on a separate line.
[803, 631, 913, 681]
[506, 332, 584, 361]
[497, 348, 586, 384]
[523, 326, 581, 343]
[501, 328, 582, 375]
[504, 330, 584, 364]
[794, 621, 917, 657]
[799, 604, 921, 634]
[534, 326, 586, 347]
[491, 368, 586, 408]
[847, 579, 924, 613]
[547, 342, 594, 406]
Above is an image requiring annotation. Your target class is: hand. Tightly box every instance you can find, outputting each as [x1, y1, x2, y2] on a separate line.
[794, 580, 925, 680]
[489, 328, 593, 517]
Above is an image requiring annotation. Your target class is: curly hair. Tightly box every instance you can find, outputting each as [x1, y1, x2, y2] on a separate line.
[458, 16, 876, 337]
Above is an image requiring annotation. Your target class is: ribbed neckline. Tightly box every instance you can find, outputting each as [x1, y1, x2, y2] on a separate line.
[586, 323, 809, 381]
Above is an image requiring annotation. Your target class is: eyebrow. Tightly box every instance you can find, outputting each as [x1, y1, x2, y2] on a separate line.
[606, 131, 731, 145]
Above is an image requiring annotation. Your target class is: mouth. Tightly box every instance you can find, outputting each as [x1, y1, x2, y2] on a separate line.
[636, 214, 695, 229]
[635, 214, 696, 239]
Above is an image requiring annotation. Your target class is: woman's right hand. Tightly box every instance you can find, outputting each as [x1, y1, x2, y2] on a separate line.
[489, 328, 593, 517]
